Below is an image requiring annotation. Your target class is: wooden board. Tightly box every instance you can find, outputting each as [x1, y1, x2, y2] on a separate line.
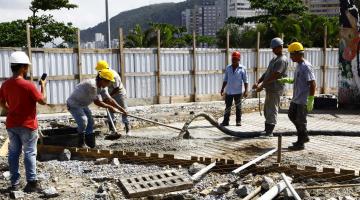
[119, 170, 193, 198]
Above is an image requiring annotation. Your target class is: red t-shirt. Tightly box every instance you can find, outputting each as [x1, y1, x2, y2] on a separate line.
[0, 77, 43, 130]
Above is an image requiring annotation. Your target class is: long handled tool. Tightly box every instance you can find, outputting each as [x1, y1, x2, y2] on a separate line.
[258, 91, 262, 116]
[104, 109, 122, 140]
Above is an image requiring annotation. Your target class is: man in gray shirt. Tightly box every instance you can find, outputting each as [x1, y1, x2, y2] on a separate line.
[67, 69, 127, 148]
[95, 60, 130, 135]
[278, 42, 316, 150]
[253, 38, 288, 136]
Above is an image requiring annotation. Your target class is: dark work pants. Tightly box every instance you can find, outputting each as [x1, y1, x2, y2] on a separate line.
[288, 102, 308, 143]
[223, 94, 242, 123]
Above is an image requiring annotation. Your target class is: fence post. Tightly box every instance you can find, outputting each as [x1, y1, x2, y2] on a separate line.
[76, 29, 83, 83]
[255, 32, 261, 98]
[156, 30, 161, 104]
[226, 29, 230, 66]
[26, 23, 33, 82]
[118, 28, 126, 88]
[192, 31, 197, 102]
[322, 26, 328, 94]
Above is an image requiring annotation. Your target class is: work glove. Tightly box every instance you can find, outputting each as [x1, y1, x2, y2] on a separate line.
[307, 96, 315, 112]
[277, 77, 294, 84]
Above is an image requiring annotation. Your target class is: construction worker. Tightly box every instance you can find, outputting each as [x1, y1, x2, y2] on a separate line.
[66, 69, 127, 148]
[220, 51, 249, 126]
[0, 51, 46, 192]
[278, 42, 316, 150]
[253, 38, 288, 136]
[95, 60, 130, 135]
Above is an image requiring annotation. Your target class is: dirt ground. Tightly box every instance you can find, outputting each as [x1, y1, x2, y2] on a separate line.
[0, 104, 360, 199]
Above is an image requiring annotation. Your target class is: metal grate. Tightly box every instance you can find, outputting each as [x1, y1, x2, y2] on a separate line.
[119, 170, 193, 198]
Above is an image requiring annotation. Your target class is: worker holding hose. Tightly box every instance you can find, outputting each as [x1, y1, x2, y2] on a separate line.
[220, 51, 249, 127]
[66, 69, 127, 148]
[95, 60, 130, 135]
[278, 42, 316, 150]
[253, 38, 288, 136]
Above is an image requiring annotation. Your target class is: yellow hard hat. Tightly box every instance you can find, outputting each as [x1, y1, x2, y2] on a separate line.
[99, 69, 115, 82]
[288, 42, 304, 53]
[95, 60, 109, 71]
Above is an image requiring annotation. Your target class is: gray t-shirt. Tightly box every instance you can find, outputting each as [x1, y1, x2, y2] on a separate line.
[108, 69, 126, 96]
[262, 55, 288, 92]
[67, 79, 111, 107]
[292, 59, 316, 105]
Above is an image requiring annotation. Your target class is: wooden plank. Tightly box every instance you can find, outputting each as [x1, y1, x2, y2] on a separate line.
[156, 29, 161, 104]
[321, 26, 328, 94]
[119, 28, 126, 88]
[225, 29, 230, 66]
[76, 29, 82, 82]
[26, 23, 33, 82]
[192, 31, 197, 102]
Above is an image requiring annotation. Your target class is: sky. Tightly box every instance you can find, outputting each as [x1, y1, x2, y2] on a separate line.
[0, 0, 184, 29]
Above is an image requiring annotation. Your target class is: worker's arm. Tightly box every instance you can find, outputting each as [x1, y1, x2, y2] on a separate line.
[93, 99, 120, 114]
[306, 80, 317, 112]
[253, 73, 265, 89]
[103, 98, 127, 115]
[220, 81, 227, 96]
[243, 83, 249, 97]
[37, 80, 47, 105]
[0, 99, 8, 110]
[256, 72, 282, 92]
[309, 80, 316, 96]
[109, 87, 120, 97]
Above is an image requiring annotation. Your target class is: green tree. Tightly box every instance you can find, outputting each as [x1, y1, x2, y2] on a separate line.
[216, 24, 242, 48]
[125, 23, 216, 48]
[0, 0, 77, 48]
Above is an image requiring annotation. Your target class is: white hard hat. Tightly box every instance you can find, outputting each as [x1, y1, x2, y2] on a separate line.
[10, 51, 31, 65]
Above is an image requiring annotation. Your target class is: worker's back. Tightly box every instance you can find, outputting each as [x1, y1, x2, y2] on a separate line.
[0, 77, 42, 130]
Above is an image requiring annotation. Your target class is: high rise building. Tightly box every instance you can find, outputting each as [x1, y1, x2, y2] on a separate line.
[181, 0, 262, 36]
[303, 0, 339, 17]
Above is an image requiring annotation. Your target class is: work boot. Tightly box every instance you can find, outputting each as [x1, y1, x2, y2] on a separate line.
[78, 133, 85, 148]
[236, 121, 242, 126]
[292, 136, 310, 146]
[85, 134, 96, 148]
[265, 123, 275, 136]
[24, 181, 42, 193]
[288, 142, 305, 151]
[124, 123, 130, 133]
[220, 122, 229, 126]
[8, 184, 20, 192]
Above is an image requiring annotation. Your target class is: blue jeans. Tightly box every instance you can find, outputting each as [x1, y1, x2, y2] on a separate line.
[7, 128, 38, 186]
[68, 106, 94, 135]
[108, 94, 129, 127]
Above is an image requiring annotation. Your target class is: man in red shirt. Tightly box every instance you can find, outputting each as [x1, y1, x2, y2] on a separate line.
[0, 51, 46, 193]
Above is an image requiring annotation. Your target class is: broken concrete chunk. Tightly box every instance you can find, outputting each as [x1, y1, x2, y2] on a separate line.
[58, 149, 71, 161]
[10, 191, 25, 199]
[2, 171, 10, 180]
[111, 158, 120, 166]
[235, 185, 253, 198]
[94, 191, 108, 199]
[188, 162, 206, 175]
[43, 187, 59, 198]
[94, 158, 109, 165]
[261, 176, 275, 191]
